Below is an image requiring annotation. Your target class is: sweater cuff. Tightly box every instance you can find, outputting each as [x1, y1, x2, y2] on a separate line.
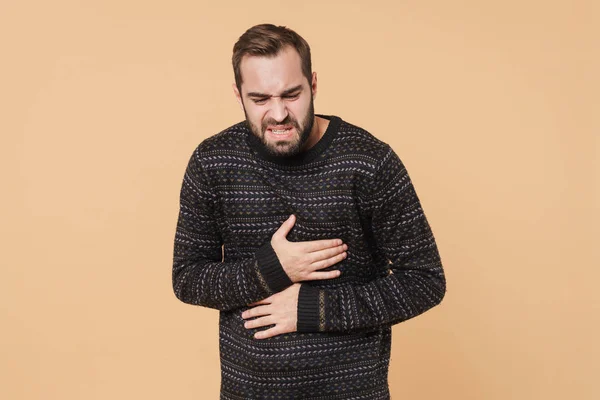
[255, 241, 293, 293]
[297, 284, 321, 332]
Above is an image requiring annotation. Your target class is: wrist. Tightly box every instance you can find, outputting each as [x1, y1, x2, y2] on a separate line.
[297, 284, 322, 332]
[255, 241, 293, 292]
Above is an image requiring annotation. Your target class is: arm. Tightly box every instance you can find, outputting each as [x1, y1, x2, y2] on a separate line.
[296, 146, 446, 333]
[172, 147, 292, 311]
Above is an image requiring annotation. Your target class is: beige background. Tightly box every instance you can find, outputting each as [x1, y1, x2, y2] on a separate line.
[2, 0, 598, 399]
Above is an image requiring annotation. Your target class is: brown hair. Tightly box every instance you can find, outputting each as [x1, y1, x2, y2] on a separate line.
[232, 24, 312, 93]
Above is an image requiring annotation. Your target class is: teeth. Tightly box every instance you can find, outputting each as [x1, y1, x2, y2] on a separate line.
[272, 129, 289, 134]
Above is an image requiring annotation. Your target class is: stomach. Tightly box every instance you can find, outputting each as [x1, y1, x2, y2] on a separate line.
[218, 309, 390, 373]
[218, 309, 392, 398]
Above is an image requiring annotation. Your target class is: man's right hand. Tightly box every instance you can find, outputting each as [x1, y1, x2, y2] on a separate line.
[271, 214, 347, 283]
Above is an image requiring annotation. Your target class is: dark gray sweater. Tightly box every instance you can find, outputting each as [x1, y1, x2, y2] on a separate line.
[173, 115, 446, 399]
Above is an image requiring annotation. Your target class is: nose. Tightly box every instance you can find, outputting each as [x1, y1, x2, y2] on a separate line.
[269, 97, 288, 123]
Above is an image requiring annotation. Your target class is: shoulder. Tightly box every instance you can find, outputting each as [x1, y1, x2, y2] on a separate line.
[333, 116, 395, 169]
[181, 121, 251, 176]
[194, 120, 249, 157]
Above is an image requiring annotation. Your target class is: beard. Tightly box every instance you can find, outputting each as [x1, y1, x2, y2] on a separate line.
[244, 96, 315, 157]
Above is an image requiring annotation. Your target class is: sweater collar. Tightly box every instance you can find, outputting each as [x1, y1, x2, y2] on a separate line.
[245, 114, 341, 166]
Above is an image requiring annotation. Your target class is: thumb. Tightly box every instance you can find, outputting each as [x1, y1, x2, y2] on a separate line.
[274, 214, 296, 239]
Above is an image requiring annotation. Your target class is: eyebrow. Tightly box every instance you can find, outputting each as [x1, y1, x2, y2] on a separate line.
[246, 85, 303, 99]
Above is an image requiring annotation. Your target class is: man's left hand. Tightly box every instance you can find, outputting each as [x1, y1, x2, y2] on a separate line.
[242, 283, 301, 339]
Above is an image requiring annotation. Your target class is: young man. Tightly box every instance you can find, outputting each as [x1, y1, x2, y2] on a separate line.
[173, 23, 446, 400]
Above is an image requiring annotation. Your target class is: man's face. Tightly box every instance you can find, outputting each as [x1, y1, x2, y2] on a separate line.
[234, 46, 317, 157]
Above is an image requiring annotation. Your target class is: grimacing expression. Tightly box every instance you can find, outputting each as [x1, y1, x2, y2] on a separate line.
[243, 97, 315, 157]
[236, 46, 316, 157]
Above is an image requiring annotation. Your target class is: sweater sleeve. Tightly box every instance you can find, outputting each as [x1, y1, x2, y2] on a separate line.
[296, 146, 446, 333]
[172, 147, 292, 311]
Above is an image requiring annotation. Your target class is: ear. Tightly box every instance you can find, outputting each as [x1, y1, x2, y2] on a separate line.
[311, 72, 318, 99]
[232, 83, 244, 111]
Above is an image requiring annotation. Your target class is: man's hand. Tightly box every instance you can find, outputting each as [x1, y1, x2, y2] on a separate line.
[271, 215, 347, 282]
[242, 283, 301, 339]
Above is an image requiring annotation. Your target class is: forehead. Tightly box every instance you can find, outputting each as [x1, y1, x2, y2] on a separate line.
[239, 46, 307, 95]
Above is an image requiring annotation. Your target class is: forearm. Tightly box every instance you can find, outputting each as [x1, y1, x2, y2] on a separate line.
[172, 148, 292, 311]
[298, 145, 447, 333]
[297, 257, 446, 333]
[173, 234, 293, 311]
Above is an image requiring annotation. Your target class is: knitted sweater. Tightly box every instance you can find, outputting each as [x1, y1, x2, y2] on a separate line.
[173, 115, 446, 399]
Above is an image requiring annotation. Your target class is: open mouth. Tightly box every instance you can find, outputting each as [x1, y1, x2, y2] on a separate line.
[267, 126, 294, 138]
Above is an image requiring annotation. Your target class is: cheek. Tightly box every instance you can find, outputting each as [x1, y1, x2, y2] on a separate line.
[244, 106, 264, 124]
[289, 99, 310, 119]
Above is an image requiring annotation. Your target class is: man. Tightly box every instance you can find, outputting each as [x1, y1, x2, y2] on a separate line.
[173, 23, 446, 399]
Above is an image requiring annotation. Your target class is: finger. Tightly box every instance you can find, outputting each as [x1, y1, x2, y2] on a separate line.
[242, 305, 270, 319]
[244, 316, 275, 330]
[298, 239, 342, 253]
[254, 325, 287, 340]
[308, 244, 347, 264]
[248, 297, 271, 307]
[310, 251, 347, 271]
[273, 214, 296, 239]
[305, 269, 342, 281]
[303, 238, 343, 253]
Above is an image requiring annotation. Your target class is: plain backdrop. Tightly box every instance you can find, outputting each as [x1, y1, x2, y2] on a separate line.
[2, 1, 598, 399]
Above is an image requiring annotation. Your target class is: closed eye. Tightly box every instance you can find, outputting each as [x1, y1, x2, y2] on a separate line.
[282, 93, 300, 100]
[249, 90, 301, 105]
[252, 98, 269, 105]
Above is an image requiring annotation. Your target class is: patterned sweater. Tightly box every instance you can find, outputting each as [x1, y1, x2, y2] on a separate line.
[173, 115, 446, 399]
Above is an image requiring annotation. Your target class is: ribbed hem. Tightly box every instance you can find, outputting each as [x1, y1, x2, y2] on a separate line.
[297, 284, 320, 332]
[255, 242, 293, 292]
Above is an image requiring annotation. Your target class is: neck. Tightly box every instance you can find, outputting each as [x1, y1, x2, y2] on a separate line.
[302, 115, 327, 151]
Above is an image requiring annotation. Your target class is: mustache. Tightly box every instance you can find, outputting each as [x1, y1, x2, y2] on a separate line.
[261, 115, 300, 131]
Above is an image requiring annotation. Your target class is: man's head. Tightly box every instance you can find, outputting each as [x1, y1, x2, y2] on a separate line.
[232, 24, 318, 157]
